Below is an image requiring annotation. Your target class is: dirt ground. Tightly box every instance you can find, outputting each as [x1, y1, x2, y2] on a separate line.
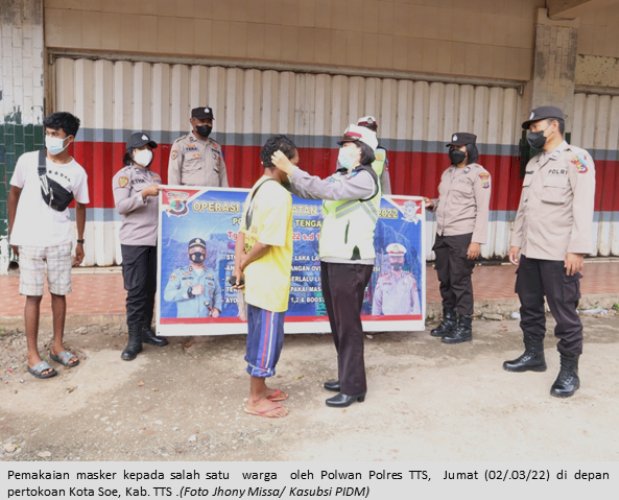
[1, 313, 618, 462]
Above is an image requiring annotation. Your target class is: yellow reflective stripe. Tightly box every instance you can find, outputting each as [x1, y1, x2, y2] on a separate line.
[334, 203, 361, 219]
[360, 202, 379, 222]
[334, 200, 378, 222]
[334, 199, 359, 214]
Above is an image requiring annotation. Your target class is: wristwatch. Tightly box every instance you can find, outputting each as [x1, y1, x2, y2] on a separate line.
[77, 239, 85, 244]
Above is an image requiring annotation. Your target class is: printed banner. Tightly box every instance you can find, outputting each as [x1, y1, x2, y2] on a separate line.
[157, 186, 425, 335]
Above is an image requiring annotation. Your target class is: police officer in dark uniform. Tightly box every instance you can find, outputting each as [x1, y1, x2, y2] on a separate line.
[164, 238, 222, 318]
[505, 106, 596, 398]
[426, 133, 491, 343]
[112, 132, 169, 361]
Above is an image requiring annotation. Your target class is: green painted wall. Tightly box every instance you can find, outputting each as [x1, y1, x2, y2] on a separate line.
[0, 123, 45, 236]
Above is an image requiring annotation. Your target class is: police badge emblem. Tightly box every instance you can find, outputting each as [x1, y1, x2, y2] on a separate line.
[402, 200, 421, 223]
[166, 191, 189, 217]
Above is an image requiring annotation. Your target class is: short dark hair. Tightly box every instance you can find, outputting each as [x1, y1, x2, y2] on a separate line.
[548, 118, 565, 135]
[465, 143, 479, 164]
[43, 112, 80, 137]
[261, 135, 297, 168]
[358, 142, 376, 166]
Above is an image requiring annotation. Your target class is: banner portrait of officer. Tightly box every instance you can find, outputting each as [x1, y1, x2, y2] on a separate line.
[372, 243, 421, 315]
[163, 237, 222, 318]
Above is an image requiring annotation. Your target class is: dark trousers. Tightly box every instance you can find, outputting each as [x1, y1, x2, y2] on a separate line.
[121, 245, 157, 330]
[516, 255, 583, 356]
[320, 261, 374, 395]
[433, 233, 475, 316]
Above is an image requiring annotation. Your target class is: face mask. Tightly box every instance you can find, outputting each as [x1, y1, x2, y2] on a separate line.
[391, 263, 403, 271]
[337, 146, 358, 171]
[526, 129, 547, 149]
[196, 125, 212, 138]
[449, 149, 466, 165]
[133, 149, 153, 167]
[45, 136, 69, 155]
[190, 252, 205, 264]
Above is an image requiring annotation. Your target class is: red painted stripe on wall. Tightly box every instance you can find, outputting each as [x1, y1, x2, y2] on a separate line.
[70, 142, 619, 212]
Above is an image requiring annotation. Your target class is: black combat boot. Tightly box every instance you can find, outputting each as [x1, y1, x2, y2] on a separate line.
[121, 326, 143, 361]
[503, 336, 546, 372]
[430, 308, 456, 337]
[441, 314, 472, 344]
[550, 353, 580, 398]
[141, 325, 169, 347]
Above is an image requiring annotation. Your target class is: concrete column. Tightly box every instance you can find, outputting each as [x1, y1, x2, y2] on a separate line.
[0, 0, 45, 240]
[529, 7, 579, 131]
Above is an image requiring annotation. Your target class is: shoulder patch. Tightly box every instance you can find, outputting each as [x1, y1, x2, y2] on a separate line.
[171, 150, 178, 161]
[117, 175, 129, 188]
[479, 171, 490, 188]
[570, 154, 590, 174]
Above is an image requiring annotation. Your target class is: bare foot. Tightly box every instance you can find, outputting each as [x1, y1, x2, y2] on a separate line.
[244, 398, 288, 418]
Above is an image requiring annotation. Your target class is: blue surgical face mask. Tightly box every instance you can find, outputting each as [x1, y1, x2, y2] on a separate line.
[45, 135, 69, 155]
[337, 146, 358, 171]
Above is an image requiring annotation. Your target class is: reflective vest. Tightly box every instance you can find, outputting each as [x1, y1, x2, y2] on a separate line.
[372, 147, 386, 178]
[319, 165, 381, 261]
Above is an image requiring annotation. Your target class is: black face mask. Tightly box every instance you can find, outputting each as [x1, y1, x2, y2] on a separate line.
[391, 263, 403, 271]
[526, 130, 547, 149]
[189, 252, 205, 264]
[196, 125, 212, 138]
[449, 149, 466, 165]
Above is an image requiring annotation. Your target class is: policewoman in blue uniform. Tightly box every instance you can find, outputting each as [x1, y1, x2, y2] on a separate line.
[112, 132, 169, 361]
[163, 238, 222, 318]
[272, 124, 381, 408]
[505, 106, 596, 398]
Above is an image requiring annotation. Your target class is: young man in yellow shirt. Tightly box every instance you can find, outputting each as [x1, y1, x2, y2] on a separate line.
[233, 136, 297, 418]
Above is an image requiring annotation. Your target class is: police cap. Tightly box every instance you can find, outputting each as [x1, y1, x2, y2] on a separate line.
[386, 242, 407, 257]
[188, 237, 207, 249]
[357, 115, 378, 132]
[337, 124, 378, 151]
[446, 132, 476, 147]
[127, 132, 157, 150]
[522, 106, 564, 129]
[191, 106, 214, 120]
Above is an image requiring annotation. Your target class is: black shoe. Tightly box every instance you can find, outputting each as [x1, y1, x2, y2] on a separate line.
[325, 392, 366, 408]
[441, 314, 472, 344]
[503, 350, 547, 372]
[430, 307, 456, 337]
[121, 328, 143, 361]
[323, 380, 340, 392]
[550, 354, 580, 398]
[141, 326, 169, 347]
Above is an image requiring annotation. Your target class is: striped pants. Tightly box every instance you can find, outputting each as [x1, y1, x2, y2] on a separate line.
[245, 304, 286, 378]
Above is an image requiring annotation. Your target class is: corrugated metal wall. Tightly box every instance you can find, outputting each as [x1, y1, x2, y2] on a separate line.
[53, 56, 527, 265]
[573, 92, 619, 257]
